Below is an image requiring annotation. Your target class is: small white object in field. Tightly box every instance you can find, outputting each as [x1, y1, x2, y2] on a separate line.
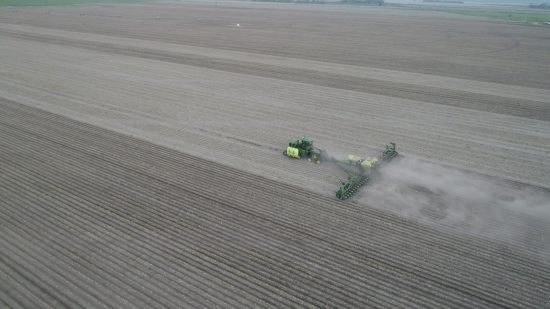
[236, 23, 240, 27]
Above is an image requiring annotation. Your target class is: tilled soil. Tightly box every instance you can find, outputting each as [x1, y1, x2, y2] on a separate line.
[1, 2, 550, 307]
[1, 22, 549, 191]
[1, 99, 549, 308]
[1, 3, 549, 88]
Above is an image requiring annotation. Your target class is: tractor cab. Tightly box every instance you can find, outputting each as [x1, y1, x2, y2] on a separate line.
[284, 136, 320, 163]
[381, 142, 398, 161]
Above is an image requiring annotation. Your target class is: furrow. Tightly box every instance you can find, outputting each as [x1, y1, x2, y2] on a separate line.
[1, 99, 546, 264]
[0, 166, 321, 308]
[0, 106, 548, 306]
[0, 141, 406, 306]
[1, 102, 547, 276]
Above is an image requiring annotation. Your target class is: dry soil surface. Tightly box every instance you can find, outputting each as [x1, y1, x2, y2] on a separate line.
[1, 98, 549, 308]
[1, 2, 550, 307]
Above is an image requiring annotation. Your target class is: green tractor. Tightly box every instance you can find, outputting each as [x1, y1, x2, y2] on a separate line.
[283, 136, 321, 163]
[381, 142, 398, 161]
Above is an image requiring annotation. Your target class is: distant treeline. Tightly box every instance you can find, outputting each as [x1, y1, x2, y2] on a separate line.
[423, 0, 464, 3]
[341, 0, 384, 5]
[529, 3, 550, 9]
[251, 0, 326, 3]
[250, 0, 384, 3]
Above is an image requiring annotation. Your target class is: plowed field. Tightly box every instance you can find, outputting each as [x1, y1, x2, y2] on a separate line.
[1, 2, 549, 307]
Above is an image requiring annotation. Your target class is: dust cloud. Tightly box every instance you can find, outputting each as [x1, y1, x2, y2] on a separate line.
[359, 156, 550, 257]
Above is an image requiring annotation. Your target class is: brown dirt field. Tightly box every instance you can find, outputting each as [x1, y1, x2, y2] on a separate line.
[1, 2, 550, 307]
[1, 99, 549, 308]
[1, 3, 549, 88]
